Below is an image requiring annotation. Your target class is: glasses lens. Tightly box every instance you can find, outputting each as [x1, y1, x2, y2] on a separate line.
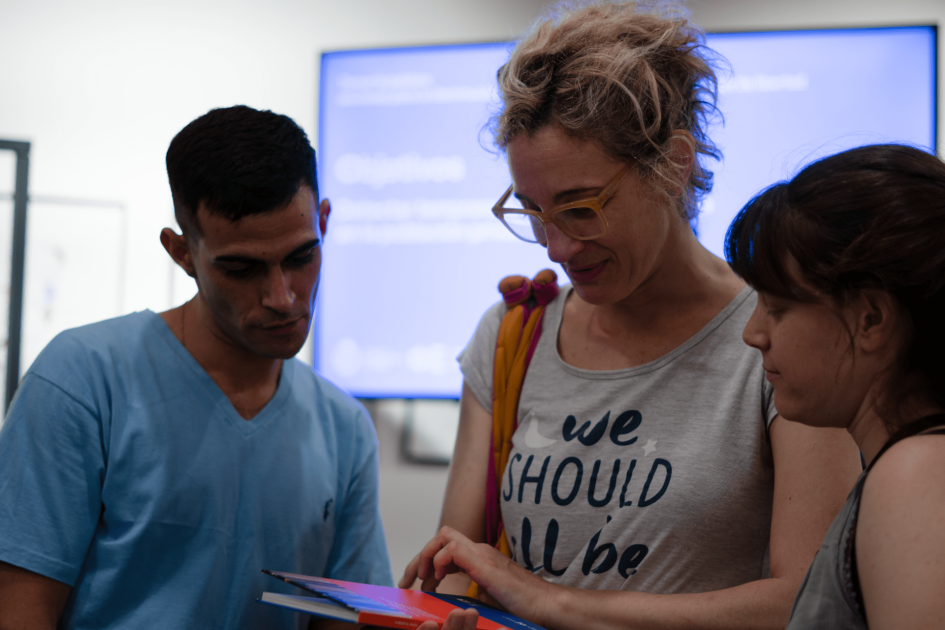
[501, 212, 543, 243]
[556, 206, 606, 239]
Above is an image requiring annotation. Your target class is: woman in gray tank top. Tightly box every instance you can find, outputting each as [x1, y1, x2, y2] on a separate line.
[399, 2, 864, 629]
[727, 143, 945, 629]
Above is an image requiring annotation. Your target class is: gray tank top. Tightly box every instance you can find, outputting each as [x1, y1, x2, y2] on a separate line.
[785, 416, 945, 629]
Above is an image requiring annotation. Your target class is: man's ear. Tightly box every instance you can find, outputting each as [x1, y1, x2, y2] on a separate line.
[160, 228, 196, 278]
[853, 289, 902, 354]
[318, 198, 331, 240]
[665, 130, 696, 197]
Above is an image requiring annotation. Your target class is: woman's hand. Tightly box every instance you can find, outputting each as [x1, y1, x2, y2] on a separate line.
[398, 552, 422, 590]
[399, 552, 472, 596]
[411, 526, 554, 626]
[415, 608, 479, 630]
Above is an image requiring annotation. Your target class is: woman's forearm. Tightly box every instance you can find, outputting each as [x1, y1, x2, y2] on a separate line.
[539, 576, 797, 630]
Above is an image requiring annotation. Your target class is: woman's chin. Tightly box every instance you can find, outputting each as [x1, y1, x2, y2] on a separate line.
[570, 283, 620, 307]
[773, 398, 835, 429]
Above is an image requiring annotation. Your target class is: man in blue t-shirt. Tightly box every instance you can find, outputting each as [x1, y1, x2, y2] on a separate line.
[0, 106, 393, 629]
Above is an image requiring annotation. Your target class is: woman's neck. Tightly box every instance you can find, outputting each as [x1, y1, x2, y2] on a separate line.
[559, 232, 745, 370]
[595, 231, 744, 335]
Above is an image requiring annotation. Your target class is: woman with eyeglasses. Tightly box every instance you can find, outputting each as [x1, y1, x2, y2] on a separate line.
[728, 143, 945, 629]
[400, 2, 861, 629]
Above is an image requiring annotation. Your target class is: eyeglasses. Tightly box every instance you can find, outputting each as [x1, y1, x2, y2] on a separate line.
[492, 166, 632, 244]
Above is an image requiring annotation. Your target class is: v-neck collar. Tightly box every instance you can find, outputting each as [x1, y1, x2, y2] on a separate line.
[147, 310, 292, 436]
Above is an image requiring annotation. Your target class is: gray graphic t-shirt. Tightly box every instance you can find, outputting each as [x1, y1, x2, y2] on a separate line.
[459, 286, 777, 594]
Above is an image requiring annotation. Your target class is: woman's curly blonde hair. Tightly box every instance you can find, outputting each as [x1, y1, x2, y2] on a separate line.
[493, 0, 722, 218]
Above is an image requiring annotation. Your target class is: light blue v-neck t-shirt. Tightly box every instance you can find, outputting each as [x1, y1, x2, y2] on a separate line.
[0, 311, 392, 629]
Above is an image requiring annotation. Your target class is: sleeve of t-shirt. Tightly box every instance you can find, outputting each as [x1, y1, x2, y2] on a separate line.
[323, 406, 394, 587]
[457, 300, 507, 411]
[0, 371, 104, 586]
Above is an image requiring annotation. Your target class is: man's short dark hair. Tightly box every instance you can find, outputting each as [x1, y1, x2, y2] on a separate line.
[166, 105, 317, 236]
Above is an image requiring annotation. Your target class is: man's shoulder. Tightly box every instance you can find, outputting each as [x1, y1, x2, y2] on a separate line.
[287, 359, 369, 416]
[285, 360, 376, 438]
[46, 311, 159, 348]
[29, 311, 164, 378]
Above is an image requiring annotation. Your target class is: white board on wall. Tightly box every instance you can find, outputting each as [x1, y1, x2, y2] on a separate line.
[0, 152, 17, 412]
[19, 199, 127, 378]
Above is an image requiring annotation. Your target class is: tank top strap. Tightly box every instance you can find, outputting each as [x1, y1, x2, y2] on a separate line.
[867, 412, 945, 472]
[849, 412, 945, 612]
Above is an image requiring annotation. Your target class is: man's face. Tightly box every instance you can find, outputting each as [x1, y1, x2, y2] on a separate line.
[188, 185, 328, 360]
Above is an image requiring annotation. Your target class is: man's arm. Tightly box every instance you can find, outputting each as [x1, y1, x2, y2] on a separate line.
[321, 405, 394, 587]
[308, 406, 393, 629]
[0, 562, 70, 630]
[0, 369, 106, 629]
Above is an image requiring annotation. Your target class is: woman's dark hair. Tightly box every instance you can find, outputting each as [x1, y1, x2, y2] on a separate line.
[166, 105, 317, 237]
[726, 143, 945, 426]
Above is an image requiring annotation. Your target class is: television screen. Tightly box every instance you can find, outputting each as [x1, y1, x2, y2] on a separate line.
[316, 26, 936, 399]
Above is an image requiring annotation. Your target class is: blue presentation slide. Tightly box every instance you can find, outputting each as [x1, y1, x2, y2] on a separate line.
[316, 27, 935, 399]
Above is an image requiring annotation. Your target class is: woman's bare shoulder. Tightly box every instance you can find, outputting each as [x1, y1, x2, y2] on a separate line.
[856, 433, 945, 627]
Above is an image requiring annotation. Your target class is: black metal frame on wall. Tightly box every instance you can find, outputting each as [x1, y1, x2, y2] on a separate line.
[0, 140, 30, 412]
